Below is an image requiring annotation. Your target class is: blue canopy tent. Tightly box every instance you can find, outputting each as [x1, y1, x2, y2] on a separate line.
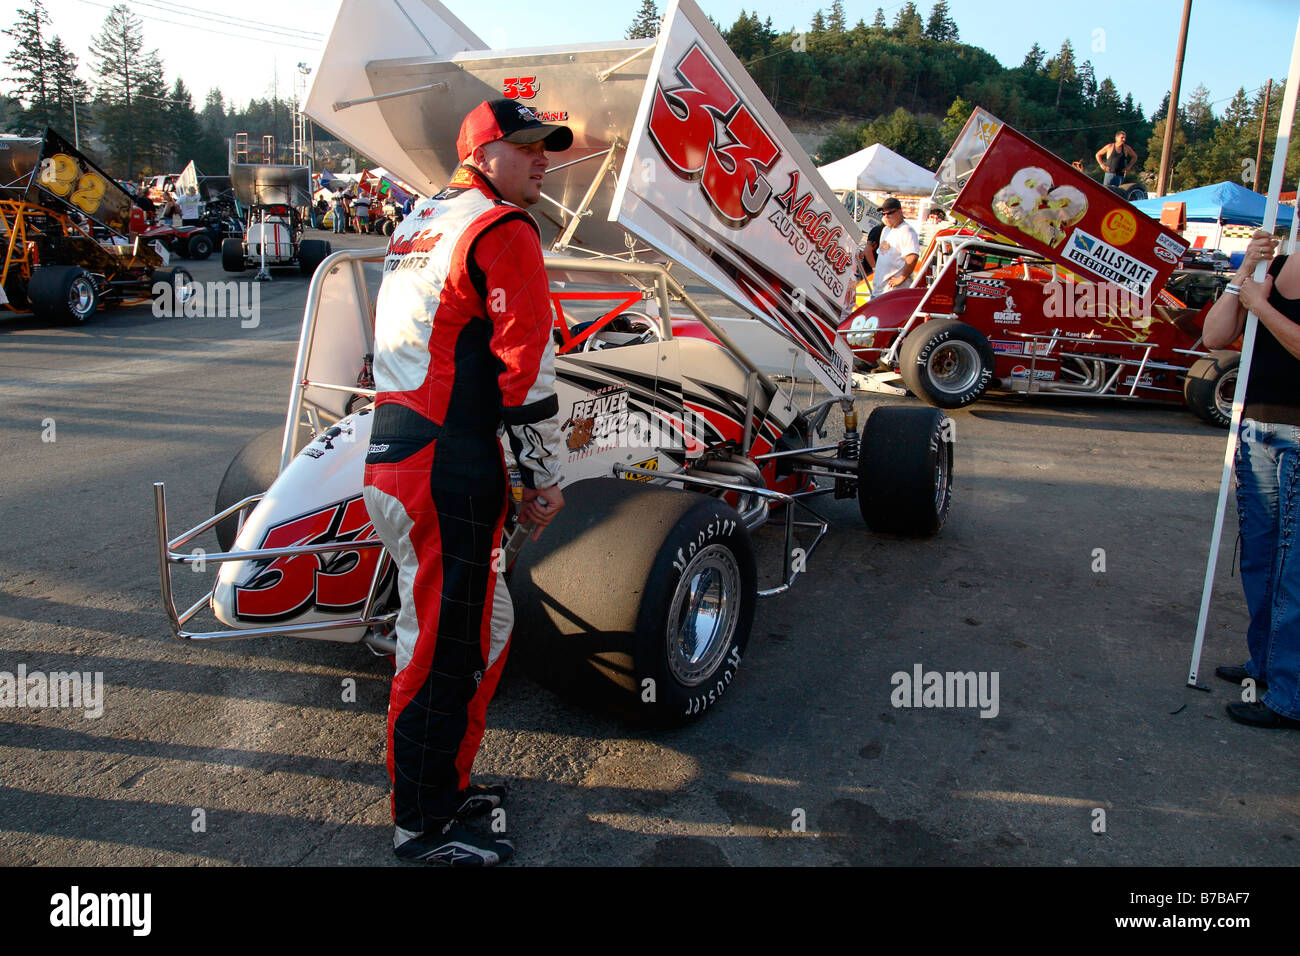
[1131, 181, 1294, 229]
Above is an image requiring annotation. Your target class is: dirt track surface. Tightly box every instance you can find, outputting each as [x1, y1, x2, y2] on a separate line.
[0, 231, 1293, 867]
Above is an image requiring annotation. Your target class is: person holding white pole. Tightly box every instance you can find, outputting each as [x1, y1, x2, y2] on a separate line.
[1202, 228, 1300, 729]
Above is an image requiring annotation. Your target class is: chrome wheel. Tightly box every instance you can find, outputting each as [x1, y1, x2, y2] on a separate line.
[1215, 369, 1237, 423]
[666, 544, 741, 687]
[925, 340, 983, 396]
[68, 276, 95, 319]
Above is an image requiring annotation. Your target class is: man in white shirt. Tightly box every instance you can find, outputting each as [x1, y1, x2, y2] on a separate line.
[176, 186, 202, 224]
[872, 196, 920, 297]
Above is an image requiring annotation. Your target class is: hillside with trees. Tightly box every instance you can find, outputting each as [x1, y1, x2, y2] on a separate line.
[718, 1, 1297, 190]
[1, 0, 1295, 191]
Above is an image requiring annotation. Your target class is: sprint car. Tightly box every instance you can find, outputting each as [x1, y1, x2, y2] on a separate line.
[0, 128, 192, 323]
[840, 111, 1239, 427]
[221, 163, 331, 277]
[153, 0, 952, 724]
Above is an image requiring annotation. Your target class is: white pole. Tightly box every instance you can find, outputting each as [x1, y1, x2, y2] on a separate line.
[1187, 14, 1300, 686]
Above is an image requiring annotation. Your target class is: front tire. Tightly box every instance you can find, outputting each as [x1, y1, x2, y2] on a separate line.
[185, 231, 214, 260]
[511, 478, 756, 724]
[214, 425, 312, 551]
[898, 319, 995, 409]
[1184, 351, 1239, 428]
[160, 267, 195, 315]
[859, 405, 953, 535]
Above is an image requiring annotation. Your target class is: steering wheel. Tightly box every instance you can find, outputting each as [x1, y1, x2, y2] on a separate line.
[580, 310, 665, 352]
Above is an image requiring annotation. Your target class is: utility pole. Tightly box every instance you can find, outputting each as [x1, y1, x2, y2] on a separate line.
[1254, 78, 1273, 194]
[1156, 0, 1193, 197]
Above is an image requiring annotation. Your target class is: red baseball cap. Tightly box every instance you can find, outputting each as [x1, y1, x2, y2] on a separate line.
[457, 99, 574, 162]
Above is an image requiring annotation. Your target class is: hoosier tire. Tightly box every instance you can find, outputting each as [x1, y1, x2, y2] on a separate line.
[1183, 351, 1240, 428]
[221, 238, 246, 273]
[858, 405, 953, 535]
[214, 425, 312, 551]
[898, 319, 995, 409]
[28, 266, 98, 324]
[510, 478, 756, 724]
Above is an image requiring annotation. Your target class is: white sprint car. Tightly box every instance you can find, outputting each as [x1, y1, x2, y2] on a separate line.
[153, 0, 953, 723]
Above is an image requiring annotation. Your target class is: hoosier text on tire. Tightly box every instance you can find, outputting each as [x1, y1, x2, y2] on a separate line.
[510, 477, 756, 724]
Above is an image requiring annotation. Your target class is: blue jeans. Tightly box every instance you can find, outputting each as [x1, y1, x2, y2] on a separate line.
[1234, 418, 1300, 717]
[1103, 172, 1123, 188]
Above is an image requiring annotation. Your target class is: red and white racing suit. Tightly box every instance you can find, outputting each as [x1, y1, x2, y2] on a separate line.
[362, 165, 563, 836]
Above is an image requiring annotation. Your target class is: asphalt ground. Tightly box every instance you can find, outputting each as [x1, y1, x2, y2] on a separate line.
[0, 227, 1293, 869]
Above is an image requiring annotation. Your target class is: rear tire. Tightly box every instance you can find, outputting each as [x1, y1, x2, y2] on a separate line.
[511, 478, 756, 724]
[1183, 351, 1239, 428]
[28, 266, 97, 324]
[859, 405, 953, 536]
[898, 318, 995, 409]
[222, 238, 245, 273]
[214, 425, 313, 551]
[298, 238, 331, 276]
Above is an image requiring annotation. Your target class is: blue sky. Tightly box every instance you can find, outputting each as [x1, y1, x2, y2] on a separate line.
[21, 0, 1300, 123]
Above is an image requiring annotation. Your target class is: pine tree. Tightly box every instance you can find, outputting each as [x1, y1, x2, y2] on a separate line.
[1047, 39, 1076, 110]
[626, 0, 660, 39]
[811, 10, 826, 34]
[3, 0, 52, 132]
[201, 87, 226, 138]
[164, 78, 204, 168]
[45, 36, 89, 139]
[925, 0, 958, 43]
[828, 0, 846, 33]
[1021, 42, 1045, 72]
[90, 3, 165, 177]
[892, 2, 923, 39]
[871, 8, 886, 30]
[1077, 59, 1096, 105]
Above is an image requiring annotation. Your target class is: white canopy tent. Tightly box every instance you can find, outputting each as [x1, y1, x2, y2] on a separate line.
[817, 143, 938, 197]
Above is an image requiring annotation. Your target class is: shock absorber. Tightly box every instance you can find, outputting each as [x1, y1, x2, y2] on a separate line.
[835, 399, 859, 499]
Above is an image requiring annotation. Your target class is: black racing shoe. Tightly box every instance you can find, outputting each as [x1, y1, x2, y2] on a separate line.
[394, 822, 514, 867]
[456, 783, 507, 821]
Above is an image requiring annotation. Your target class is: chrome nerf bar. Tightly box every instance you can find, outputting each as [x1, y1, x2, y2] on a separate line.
[152, 482, 395, 644]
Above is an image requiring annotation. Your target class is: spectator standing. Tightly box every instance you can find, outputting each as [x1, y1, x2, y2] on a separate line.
[352, 192, 371, 234]
[1203, 228, 1300, 730]
[1095, 131, 1138, 188]
[872, 197, 920, 296]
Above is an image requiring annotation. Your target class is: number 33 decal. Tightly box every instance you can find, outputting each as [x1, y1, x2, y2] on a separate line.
[503, 76, 539, 99]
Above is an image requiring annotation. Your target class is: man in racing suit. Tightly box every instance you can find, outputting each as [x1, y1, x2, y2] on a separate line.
[362, 99, 572, 865]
